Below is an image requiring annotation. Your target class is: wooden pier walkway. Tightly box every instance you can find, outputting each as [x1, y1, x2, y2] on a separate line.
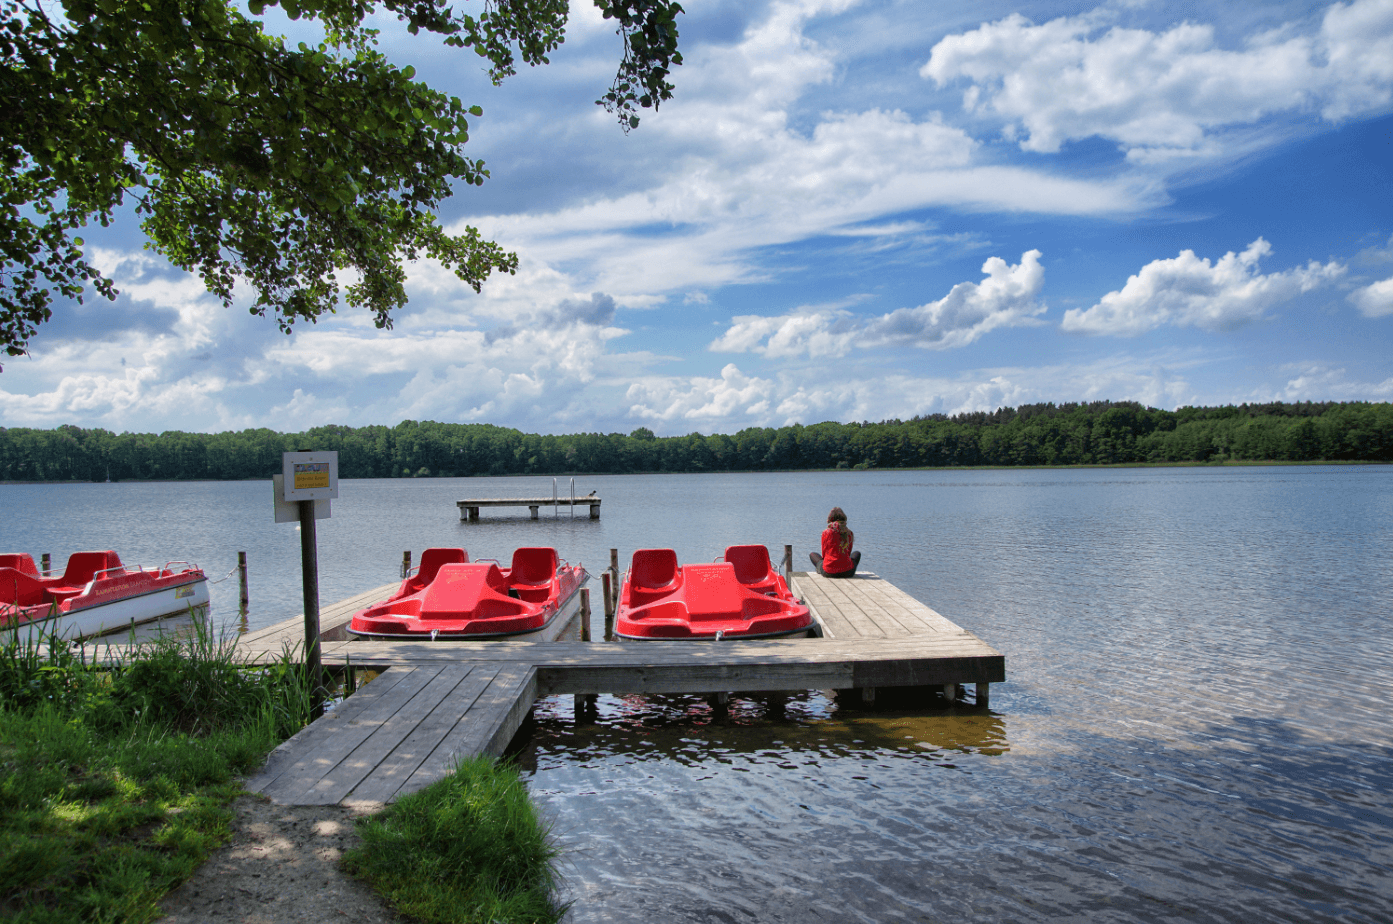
[236, 571, 1003, 808]
[457, 496, 601, 520]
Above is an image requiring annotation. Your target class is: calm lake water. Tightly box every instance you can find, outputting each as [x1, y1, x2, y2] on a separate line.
[5, 466, 1391, 922]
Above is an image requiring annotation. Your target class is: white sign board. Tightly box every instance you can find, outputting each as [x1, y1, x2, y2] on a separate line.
[273, 474, 332, 523]
[281, 451, 339, 502]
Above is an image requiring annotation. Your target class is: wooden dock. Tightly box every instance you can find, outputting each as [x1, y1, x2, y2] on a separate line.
[236, 571, 1003, 808]
[457, 496, 601, 520]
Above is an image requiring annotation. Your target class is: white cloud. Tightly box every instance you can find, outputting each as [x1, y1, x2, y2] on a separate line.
[922, 0, 1393, 161]
[710, 309, 858, 358]
[1263, 363, 1393, 401]
[619, 353, 1200, 429]
[1348, 276, 1393, 317]
[862, 250, 1046, 348]
[626, 363, 777, 422]
[1060, 239, 1345, 336]
[711, 251, 1046, 357]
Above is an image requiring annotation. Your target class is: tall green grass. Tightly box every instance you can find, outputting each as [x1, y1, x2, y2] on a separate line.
[343, 755, 568, 924]
[0, 620, 317, 923]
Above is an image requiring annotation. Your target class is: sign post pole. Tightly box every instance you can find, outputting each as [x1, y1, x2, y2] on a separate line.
[275, 451, 339, 719]
[298, 498, 324, 711]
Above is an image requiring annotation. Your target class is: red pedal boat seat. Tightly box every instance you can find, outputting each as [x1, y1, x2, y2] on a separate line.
[723, 544, 779, 594]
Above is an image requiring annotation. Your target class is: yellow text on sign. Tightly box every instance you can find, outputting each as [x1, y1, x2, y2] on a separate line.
[294, 462, 331, 490]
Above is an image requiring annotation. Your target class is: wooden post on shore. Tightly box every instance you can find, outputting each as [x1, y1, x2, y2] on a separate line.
[401, 551, 412, 579]
[784, 544, 793, 579]
[298, 500, 325, 717]
[40, 553, 50, 577]
[237, 551, 249, 613]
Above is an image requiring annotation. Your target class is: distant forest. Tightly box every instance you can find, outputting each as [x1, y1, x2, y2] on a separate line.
[2, 401, 1391, 482]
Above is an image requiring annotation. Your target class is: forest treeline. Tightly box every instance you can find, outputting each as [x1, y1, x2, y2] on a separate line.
[2, 401, 1391, 483]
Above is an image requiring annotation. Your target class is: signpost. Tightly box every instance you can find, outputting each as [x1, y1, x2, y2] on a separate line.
[275, 451, 338, 712]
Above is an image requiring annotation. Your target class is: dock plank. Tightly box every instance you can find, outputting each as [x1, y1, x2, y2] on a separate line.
[239, 581, 398, 649]
[345, 664, 503, 807]
[246, 666, 425, 794]
[296, 664, 493, 806]
[397, 663, 537, 798]
[252, 665, 447, 804]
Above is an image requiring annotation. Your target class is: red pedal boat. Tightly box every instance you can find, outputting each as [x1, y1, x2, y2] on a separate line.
[348, 547, 587, 639]
[0, 551, 209, 641]
[615, 545, 813, 640]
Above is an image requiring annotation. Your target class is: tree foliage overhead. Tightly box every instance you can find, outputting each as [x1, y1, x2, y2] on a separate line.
[0, 0, 684, 357]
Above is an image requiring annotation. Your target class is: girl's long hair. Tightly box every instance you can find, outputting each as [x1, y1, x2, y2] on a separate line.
[826, 507, 852, 551]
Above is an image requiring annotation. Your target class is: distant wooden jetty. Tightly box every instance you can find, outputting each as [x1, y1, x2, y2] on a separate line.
[457, 496, 601, 521]
[234, 570, 1004, 808]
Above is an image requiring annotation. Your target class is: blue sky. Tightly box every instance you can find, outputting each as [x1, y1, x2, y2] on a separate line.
[4, 0, 1392, 435]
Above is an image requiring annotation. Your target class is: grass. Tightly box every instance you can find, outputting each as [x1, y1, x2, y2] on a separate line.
[343, 755, 568, 924]
[0, 619, 317, 923]
[0, 618, 567, 924]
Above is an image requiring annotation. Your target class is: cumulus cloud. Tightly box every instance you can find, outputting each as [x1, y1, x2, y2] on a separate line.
[862, 250, 1046, 348]
[1060, 239, 1345, 335]
[710, 251, 1046, 357]
[619, 353, 1200, 428]
[922, 0, 1393, 161]
[626, 363, 777, 422]
[1348, 276, 1393, 317]
[1263, 363, 1393, 401]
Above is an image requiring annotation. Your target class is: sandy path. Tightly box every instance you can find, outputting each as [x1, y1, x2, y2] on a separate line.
[158, 795, 403, 924]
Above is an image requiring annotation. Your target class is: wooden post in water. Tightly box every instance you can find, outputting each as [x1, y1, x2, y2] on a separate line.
[298, 500, 325, 717]
[401, 551, 412, 579]
[784, 544, 793, 579]
[237, 551, 249, 613]
[574, 589, 597, 721]
[607, 548, 619, 641]
[976, 682, 990, 708]
[580, 588, 592, 642]
[600, 571, 613, 638]
[40, 553, 50, 576]
[598, 571, 615, 643]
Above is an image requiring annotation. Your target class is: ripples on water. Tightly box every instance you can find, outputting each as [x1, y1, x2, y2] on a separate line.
[6, 466, 1392, 921]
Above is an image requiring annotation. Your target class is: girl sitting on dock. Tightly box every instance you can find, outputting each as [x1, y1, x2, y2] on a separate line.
[810, 507, 860, 577]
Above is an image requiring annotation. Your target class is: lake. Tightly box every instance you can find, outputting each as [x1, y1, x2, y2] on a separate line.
[5, 466, 1391, 922]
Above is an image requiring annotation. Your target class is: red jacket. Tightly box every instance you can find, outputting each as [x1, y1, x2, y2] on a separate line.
[821, 523, 855, 574]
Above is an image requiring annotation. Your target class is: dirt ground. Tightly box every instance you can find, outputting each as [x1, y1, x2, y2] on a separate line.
[157, 795, 404, 924]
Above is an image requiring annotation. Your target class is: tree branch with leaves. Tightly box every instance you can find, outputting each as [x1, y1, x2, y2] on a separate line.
[0, 0, 683, 358]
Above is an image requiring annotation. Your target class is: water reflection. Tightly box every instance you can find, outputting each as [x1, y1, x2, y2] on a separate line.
[513, 692, 1011, 770]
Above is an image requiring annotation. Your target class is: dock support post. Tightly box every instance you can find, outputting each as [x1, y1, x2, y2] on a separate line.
[40, 553, 49, 576]
[529, 505, 539, 519]
[589, 502, 600, 519]
[580, 588, 591, 643]
[469, 506, 480, 522]
[237, 551, 249, 613]
[601, 571, 614, 640]
[573, 589, 598, 721]
[976, 682, 990, 708]
[783, 544, 793, 579]
[861, 686, 876, 705]
[401, 551, 411, 579]
[941, 683, 957, 702]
